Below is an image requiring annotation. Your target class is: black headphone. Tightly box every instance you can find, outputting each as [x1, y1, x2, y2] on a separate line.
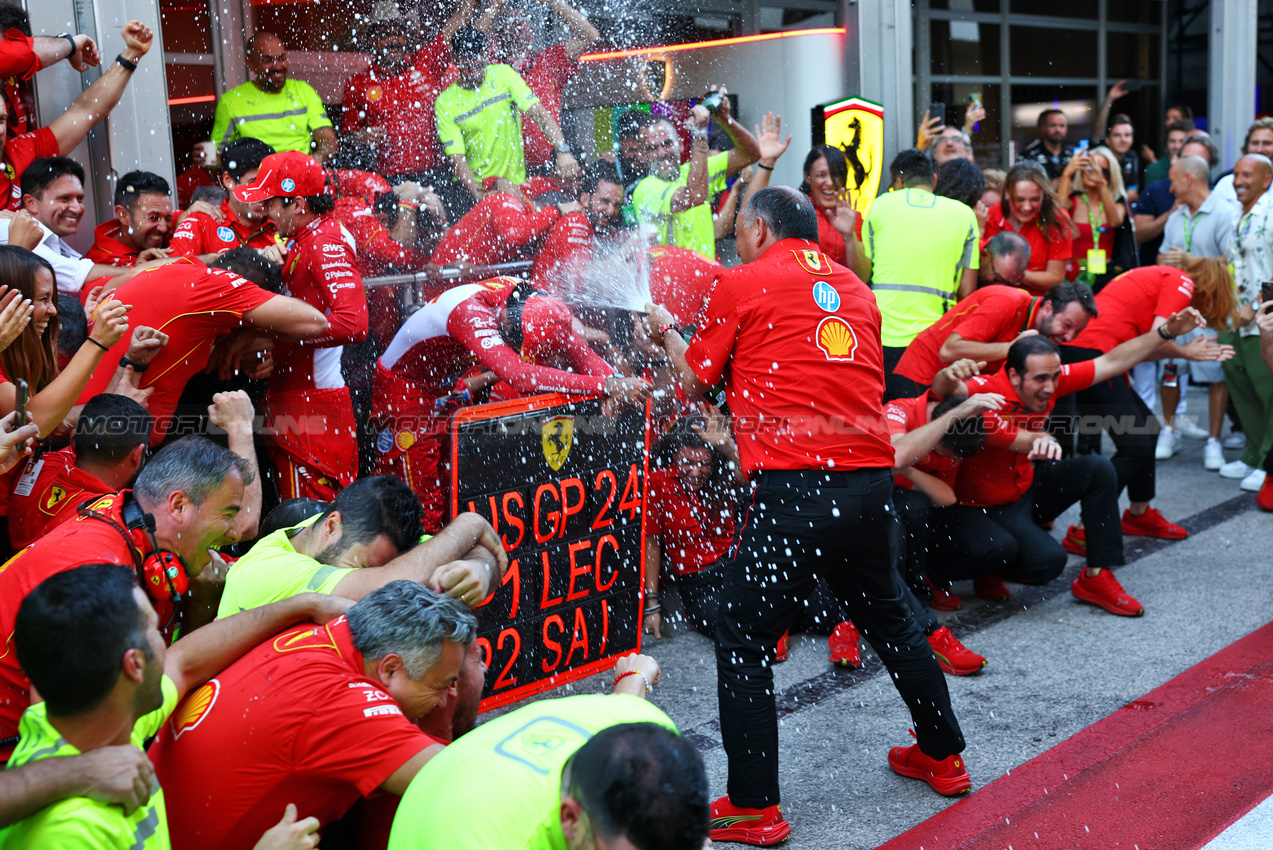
[503, 279, 538, 351]
[77, 494, 189, 622]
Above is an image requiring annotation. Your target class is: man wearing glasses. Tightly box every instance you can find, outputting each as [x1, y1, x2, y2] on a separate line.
[891, 238, 1097, 399]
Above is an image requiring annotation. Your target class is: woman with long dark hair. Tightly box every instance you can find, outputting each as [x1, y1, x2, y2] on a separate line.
[798, 145, 861, 270]
[984, 162, 1078, 294]
[0, 246, 131, 436]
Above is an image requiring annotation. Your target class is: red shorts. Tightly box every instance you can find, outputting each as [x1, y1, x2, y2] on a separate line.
[265, 387, 359, 502]
[369, 365, 450, 531]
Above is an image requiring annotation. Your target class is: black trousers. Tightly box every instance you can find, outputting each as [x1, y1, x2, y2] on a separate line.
[1059, 346, 1159, 502]
[932, 454, 1125, 584]
[716, 469, 964, 807]
[892, 487, 941, 633]
[883, 346, 928, 402]
[676, 561, 848, 636]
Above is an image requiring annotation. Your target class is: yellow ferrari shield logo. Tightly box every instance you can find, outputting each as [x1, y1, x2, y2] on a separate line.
[542, 416, 575, 472]
[794, 249, 832, 275]
[820, 97, 885, 220]
[40, 485, 69, 515]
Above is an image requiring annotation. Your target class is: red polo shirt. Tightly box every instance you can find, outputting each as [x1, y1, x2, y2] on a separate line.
[531, 209, 593, 291]
[685, 238, 894, 474]
[150, 616, 439, 850]
[984, 204, 1073, 272]
[644, 468, 735, 575]
[885, 391, 1017, 490]
[0, 491, 154, 758]
[7, 448, 113, 549]
[954, 360, 1097, 507]
[430, 192, 560, 267]
[649, 245, 721, 327]
[0, 127, 58, 210]
[169, 197, 278, 258]
[1069, 265, 1194, 354]
[894, 285, 1041, 385]
[84, 220, 141, 268]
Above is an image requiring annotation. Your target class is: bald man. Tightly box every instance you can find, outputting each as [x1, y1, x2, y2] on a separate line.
[210, 32, 338, 163]
[1219, 154, 1273, 490]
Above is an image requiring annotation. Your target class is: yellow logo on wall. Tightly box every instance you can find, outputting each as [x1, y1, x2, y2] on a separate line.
[821, 97, 884, 220]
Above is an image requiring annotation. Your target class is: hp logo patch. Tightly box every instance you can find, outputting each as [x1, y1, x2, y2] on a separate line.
[217, 226, 234, 242]
[812, 281, 841, 313]
[281, 178, 295, 193]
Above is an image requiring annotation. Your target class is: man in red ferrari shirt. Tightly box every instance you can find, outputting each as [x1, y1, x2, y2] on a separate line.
[150, 582, 475, 850]
[371, 276, 647, 530]
[0, 436, 254, 758]
[941, 307, 1205, 619]
[83, 170, 172, 272]
[78, 251, 329, 446]
[1055, 265, 1234, 548]
[234, 150, 370, 501]
[487, 0, 599, 173]
[645, 186, 966, 844]
[893, 257, 1098, 397]
[430, 177, 569, 267]
[0, 21, 152, 211]
[168, 138, 280, 262]
[531, 162, 625, 292]
[341, 10, 470, 187]
[7, 393, 150, 549]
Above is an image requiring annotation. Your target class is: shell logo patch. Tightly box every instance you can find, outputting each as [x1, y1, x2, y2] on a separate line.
[793, 249, 832, 275]
[171, 679, 220, 740]
[812, 281, 841, 313]
[816, 316, 858, 361]
[395, 430, 416, 451]
[280, 178, 296, 193]
[217, 226, 235, 242]
[542, 416, 574, 472]
[367, 86, 383, 102]
[376, 428, 394, 453]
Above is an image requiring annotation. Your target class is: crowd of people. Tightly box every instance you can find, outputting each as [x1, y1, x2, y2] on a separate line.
[0, 5, 1266, 849]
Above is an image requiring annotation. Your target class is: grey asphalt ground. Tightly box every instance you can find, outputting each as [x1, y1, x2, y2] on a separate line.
[490, 384, 1273, 849]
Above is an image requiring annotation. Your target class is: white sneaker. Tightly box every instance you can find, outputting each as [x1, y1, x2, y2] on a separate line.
[1241, 468, 1268, 492]
[1224, 433, 1247, 450]
[1219, 459, 1254, 479]
[1155, 426, 1180, 460]
[1175, 418, 1211, 440]
[1204, 438, 1225, 471]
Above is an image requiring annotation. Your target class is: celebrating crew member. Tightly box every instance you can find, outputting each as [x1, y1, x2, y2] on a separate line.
[83, 170, 172, 271]
[531, 161, 626, 291]
[371, 277, 648, 530]
[645, 186, 967, 844]
[233, 150, 369, 501]
[892, 261, 1098, 397]
[168, 138, 280, 261]
[78, 251, 328, 446]
[940, 307, 1207, 616]
[5, 563, 345, 846]
[7, 393, 150, 549]
[431, 176, 571, 270]
[1058, 266, 1234, 550]
[151, 583, 476, 850]
[387, 663, 710, 850]
[0, 436, 255, 758]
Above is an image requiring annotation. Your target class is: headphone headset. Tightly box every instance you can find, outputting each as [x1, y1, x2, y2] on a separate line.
[503, 279, 537, 352]
[78, 495, 189, 626]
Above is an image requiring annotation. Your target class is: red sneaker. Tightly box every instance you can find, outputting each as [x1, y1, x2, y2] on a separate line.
[708, 796, 792, 846]
[1071, 568, 1144, 616]
[1258, 476, 1273, 512]
[774, 630, 790, 663]
[1062, 525, 1086, 556]
[974, 572, 1010, 602]
[1121, 507, 1187, 539]
[828, 621, 861, 668]
[927, 626, 986, 676]
[888, 742, 972, 796]
[922, 576, 963, 611]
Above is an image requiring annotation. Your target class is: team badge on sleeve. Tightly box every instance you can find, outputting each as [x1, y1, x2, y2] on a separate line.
[815, 317, 859, 361]
[793, 249, 832, 275]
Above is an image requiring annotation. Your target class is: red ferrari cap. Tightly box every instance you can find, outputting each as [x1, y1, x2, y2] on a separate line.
[233, 151, 326, 203]
[521, 295, 575, 358]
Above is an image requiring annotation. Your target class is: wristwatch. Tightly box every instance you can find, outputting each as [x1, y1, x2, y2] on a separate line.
[56, 33, 77, 61]
[554, 144, 572, 156]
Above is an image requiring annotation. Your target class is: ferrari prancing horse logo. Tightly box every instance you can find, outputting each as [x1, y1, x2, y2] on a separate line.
[542, 416, 574, 472]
